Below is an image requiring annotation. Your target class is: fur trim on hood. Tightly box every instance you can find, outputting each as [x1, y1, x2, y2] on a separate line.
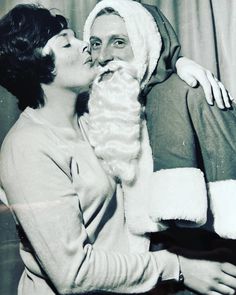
[83, 0, 162, 89]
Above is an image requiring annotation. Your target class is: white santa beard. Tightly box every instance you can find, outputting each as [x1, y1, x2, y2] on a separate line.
[88, 67, 142, 184]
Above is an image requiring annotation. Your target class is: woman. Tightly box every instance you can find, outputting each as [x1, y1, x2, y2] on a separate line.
[0, 3, 236, 295]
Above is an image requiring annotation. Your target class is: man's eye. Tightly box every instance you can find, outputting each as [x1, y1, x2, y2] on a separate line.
[113, 39, 125, 48]
[63, 43, 71, 48]
[90, 42, 101, 50]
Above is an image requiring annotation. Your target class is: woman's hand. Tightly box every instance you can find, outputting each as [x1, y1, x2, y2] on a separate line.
[176, 57, 233, 109]
[179, 255, 236, 295]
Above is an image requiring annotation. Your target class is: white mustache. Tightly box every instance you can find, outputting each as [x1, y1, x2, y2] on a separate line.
[95, 61, 139, 82]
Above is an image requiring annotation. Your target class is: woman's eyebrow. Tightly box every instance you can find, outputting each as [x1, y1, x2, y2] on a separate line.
[56, 29, 76, 38]
[56, 32, 68, 38]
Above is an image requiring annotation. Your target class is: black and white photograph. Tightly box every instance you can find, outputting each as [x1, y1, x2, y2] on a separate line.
[0, 0, 236, 294]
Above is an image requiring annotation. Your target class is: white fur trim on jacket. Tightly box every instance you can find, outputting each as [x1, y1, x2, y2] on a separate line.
[148, 168, 208, 227]
[122, 121, 161, 253]
[83, 0, 162, 89]
[122, 121, 160, 234]
[80, 116, 153, 253]
[209, 180, 236, 239]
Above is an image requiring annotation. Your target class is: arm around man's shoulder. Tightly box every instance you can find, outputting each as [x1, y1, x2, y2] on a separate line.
[146, 73, 209, 128]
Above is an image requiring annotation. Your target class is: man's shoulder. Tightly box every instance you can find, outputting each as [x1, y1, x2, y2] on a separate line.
[147, 73, 205, 103]
[152, 73, 203, 92]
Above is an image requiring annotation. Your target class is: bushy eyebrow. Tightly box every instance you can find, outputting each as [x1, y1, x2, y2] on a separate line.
[90, 36, 101, 42]
[110, 34, 128, 39]
[90, 34, 129, 42]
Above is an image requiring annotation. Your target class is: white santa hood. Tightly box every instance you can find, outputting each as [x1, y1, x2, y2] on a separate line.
[83, 0, 162, 89]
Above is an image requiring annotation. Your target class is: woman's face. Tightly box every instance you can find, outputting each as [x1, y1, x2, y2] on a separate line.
[43, 29, 95, 90]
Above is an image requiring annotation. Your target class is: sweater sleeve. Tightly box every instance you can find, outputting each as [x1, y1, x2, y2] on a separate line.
[0, 128, 179, 295]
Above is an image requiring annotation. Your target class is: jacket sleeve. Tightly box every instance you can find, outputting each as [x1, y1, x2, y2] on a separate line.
[146, 75, 207, 228]
[146, 74, 236, 239]
[0, 128, 179, 295]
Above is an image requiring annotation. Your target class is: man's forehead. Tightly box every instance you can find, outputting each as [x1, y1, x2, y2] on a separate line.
[90, 14, 129, 39]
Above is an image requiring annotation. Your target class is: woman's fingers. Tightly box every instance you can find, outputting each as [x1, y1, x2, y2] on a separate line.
[222, 262, 236, 278]
[194, 70, 233, 109]
[218, 275, 236, 291]
[179, 256, 236, 295]
[194, 71, 213, 105]
[195, 71, 233, 109]
[212, 268, 236, 293]
[205, 71, 225, 109]
[213, 283, 235, 295]
[217, 81, 231, 108]
[175, 57, 233, 109]
[208, 289, 235, 295]
[206, 71, 233, 109]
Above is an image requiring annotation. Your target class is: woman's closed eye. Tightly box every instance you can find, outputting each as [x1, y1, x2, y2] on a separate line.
[63, 43, 71, 48]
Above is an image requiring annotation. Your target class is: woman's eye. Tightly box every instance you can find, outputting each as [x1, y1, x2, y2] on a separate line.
[63, 43, 71, 48]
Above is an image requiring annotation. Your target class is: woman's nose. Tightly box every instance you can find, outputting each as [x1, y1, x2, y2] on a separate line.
[81, 41, 90, 53]
[73, 39, 89, 52]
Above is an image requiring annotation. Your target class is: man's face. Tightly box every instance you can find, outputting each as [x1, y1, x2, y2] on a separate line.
[90, 14, 134, 67]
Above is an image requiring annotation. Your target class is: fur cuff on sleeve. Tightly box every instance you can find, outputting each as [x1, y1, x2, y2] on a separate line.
[209, 180, 236, 239]
[148, 167, 207, 227]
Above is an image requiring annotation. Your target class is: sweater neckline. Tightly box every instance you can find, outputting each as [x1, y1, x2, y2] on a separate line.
[22, 107, 87, 144]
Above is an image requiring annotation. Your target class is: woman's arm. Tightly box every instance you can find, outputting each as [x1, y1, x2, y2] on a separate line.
[0, 127, 179, 294]
[176, 57, 233, 109]
[2, 124, 236, 295]
[144, 4, 233, 109]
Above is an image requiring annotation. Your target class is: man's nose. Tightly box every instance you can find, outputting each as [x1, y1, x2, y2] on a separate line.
[97, 47, 114, 67]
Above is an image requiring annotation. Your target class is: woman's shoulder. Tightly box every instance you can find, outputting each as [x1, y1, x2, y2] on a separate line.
[0, 111, 73, 186]
[1, 112, 53, 156]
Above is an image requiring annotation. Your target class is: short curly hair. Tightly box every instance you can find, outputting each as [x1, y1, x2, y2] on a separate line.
[0, 4, 68, 110]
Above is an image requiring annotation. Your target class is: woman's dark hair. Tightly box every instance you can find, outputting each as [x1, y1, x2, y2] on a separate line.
[0, 4, 68, 110]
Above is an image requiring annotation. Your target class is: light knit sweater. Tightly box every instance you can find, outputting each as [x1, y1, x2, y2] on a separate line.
[0, 107, 179, 295]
